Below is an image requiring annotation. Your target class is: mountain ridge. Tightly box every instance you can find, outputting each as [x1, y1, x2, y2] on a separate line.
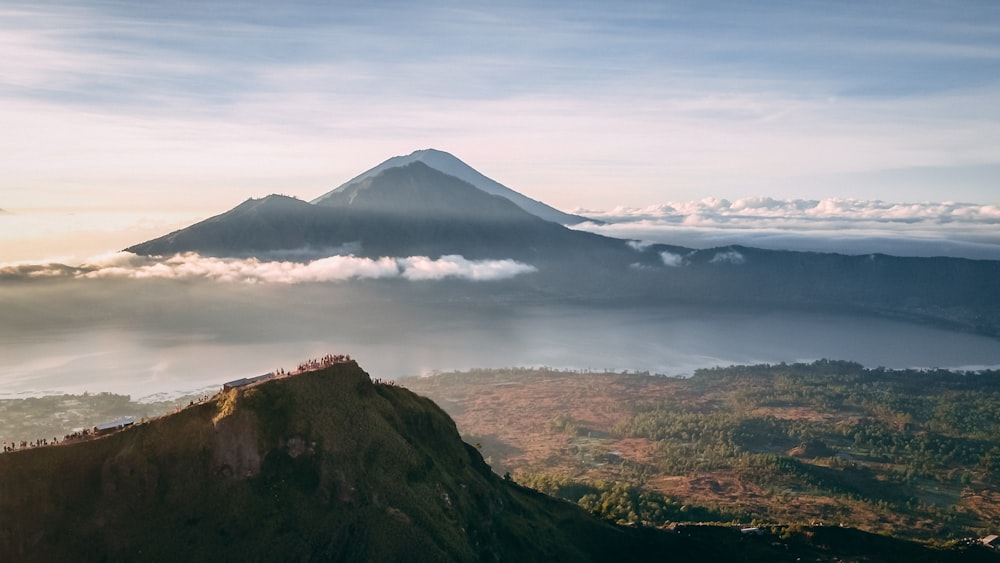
[123, 152, 1000, 338]
[125, 164, 631, 263]
[0, 361, 714, 562]
[1, 361, 992, 562]
[312, 149, 592, 225]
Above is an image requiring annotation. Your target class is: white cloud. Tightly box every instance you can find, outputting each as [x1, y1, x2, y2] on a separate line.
[709, 250, 746, 265]
[578, 197, 1000, 224]
[399, 255, 537, 281]
[659, 251, 684, 267]
[572, 197, 1000, 260]
[0, 252, 536, 283]
[626, 240, 654, 251]
[4, 1, 1000, 215]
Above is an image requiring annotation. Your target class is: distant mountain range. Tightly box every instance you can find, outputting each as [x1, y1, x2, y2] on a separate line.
[126, 149, 1000, 337]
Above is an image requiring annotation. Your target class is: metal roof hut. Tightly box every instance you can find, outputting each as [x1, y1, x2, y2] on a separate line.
[93, 416, 135, 436]
[222, 372, 274, 391]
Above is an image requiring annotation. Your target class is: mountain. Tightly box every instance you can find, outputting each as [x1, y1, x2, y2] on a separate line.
[0, 361, 716, 562]
[125, 153, 1000, 337]
[312, 149, 592, 225]
[126, 162, 650, 267]
[1, 362, 990, 562]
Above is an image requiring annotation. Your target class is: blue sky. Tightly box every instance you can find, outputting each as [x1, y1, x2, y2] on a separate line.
[2, 1, 999, 234]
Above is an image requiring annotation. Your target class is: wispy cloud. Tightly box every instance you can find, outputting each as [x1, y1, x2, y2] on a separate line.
[709, 250, 746, 265]
[0, 252, 536, 283]
[2, 0, 999, 217]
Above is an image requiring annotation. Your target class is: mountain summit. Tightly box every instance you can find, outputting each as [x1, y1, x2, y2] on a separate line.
[0, 361, 708, 561]
[313, 149, 592, 225]
[126, 162, 627, 262]
[124, 151, 1000, 337]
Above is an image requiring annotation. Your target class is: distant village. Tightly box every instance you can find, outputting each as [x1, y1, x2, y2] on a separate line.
[2, 353, 359, 454]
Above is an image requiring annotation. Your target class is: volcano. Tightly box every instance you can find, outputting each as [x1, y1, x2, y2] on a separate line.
[125, 150, 1000, 337]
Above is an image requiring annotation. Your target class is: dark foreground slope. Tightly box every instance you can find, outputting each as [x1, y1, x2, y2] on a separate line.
[0, 363, 697, 562]
[1, 364, 994, 562]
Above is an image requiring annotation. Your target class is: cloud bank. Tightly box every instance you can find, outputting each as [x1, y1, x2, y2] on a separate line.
[575, 198, 1000, 260]
[577, 197, 1000, 224]
[0, 252, 536, 283]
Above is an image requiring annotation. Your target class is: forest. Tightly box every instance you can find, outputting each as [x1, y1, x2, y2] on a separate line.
[5, 360, 999, 543]
[404, 361, 1000, 542]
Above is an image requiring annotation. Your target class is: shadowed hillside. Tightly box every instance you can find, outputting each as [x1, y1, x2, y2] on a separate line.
[0, 362, 708, 562]
[125, 164, 634, 266]
[123, 153, 1000, 338]
[312, 148, 592, 225]
[2, 362, 996, 562]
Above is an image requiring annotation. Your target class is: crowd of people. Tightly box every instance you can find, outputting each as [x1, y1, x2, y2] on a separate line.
[2, 352, 357, 455]
[3, 437, 59, 452]
[293, 353, 353, 374]
[4, 424, 114, 453]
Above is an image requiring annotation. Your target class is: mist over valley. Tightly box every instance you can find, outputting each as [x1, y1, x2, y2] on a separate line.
[6, 2, 1000, 558]
[3, 149, 1000, 402]
[6, 282, 1000, 400]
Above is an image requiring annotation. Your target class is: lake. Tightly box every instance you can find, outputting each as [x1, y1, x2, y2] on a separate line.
[3, 279, 1000, 399]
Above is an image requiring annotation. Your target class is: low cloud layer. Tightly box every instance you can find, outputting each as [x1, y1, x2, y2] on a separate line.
[0, 252, 536, 283]
[575, 198, 1000, 260]
[709, 250, 746, 265]
[659, 251, 684, 267]
[577, 197, 1000, 224]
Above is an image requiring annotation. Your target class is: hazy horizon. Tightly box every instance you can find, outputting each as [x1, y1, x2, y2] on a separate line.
[4, 1, 1000, 400]
[4, 190, 1000, 264]
[4, 1, 999, 215]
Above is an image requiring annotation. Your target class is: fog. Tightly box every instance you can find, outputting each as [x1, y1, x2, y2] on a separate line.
[4, 277, 1000, 400]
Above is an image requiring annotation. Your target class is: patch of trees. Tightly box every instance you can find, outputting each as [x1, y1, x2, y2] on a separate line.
[412, 360, 1000, 538]
[515, 473, 739, 526]
[609, 361, 1000, 534]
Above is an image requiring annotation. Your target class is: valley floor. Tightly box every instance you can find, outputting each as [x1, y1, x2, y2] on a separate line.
[402, 361, 1000, 543]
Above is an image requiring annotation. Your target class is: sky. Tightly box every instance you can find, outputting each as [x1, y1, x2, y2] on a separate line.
[2, 0, 1000, 261]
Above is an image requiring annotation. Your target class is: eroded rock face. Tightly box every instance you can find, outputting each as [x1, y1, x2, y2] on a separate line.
[101, 448, 160, 500]
[0, 363, 721, 562]
[212, 397, 262, 479]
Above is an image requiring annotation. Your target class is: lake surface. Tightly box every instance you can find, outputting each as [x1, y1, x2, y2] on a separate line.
[3, 279, 1000, 399]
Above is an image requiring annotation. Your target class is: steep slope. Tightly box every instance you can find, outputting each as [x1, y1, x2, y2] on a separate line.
[312, 148, 592, 225]
[2, 363, 993, 562]
[126, 163, 645, 267]
[301, 161, 631, 262]
[125, 195, 353, 257]
[0, 362, 720, 562]
[123, 156, 1000, 337]
[313, 160, 548, 222]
